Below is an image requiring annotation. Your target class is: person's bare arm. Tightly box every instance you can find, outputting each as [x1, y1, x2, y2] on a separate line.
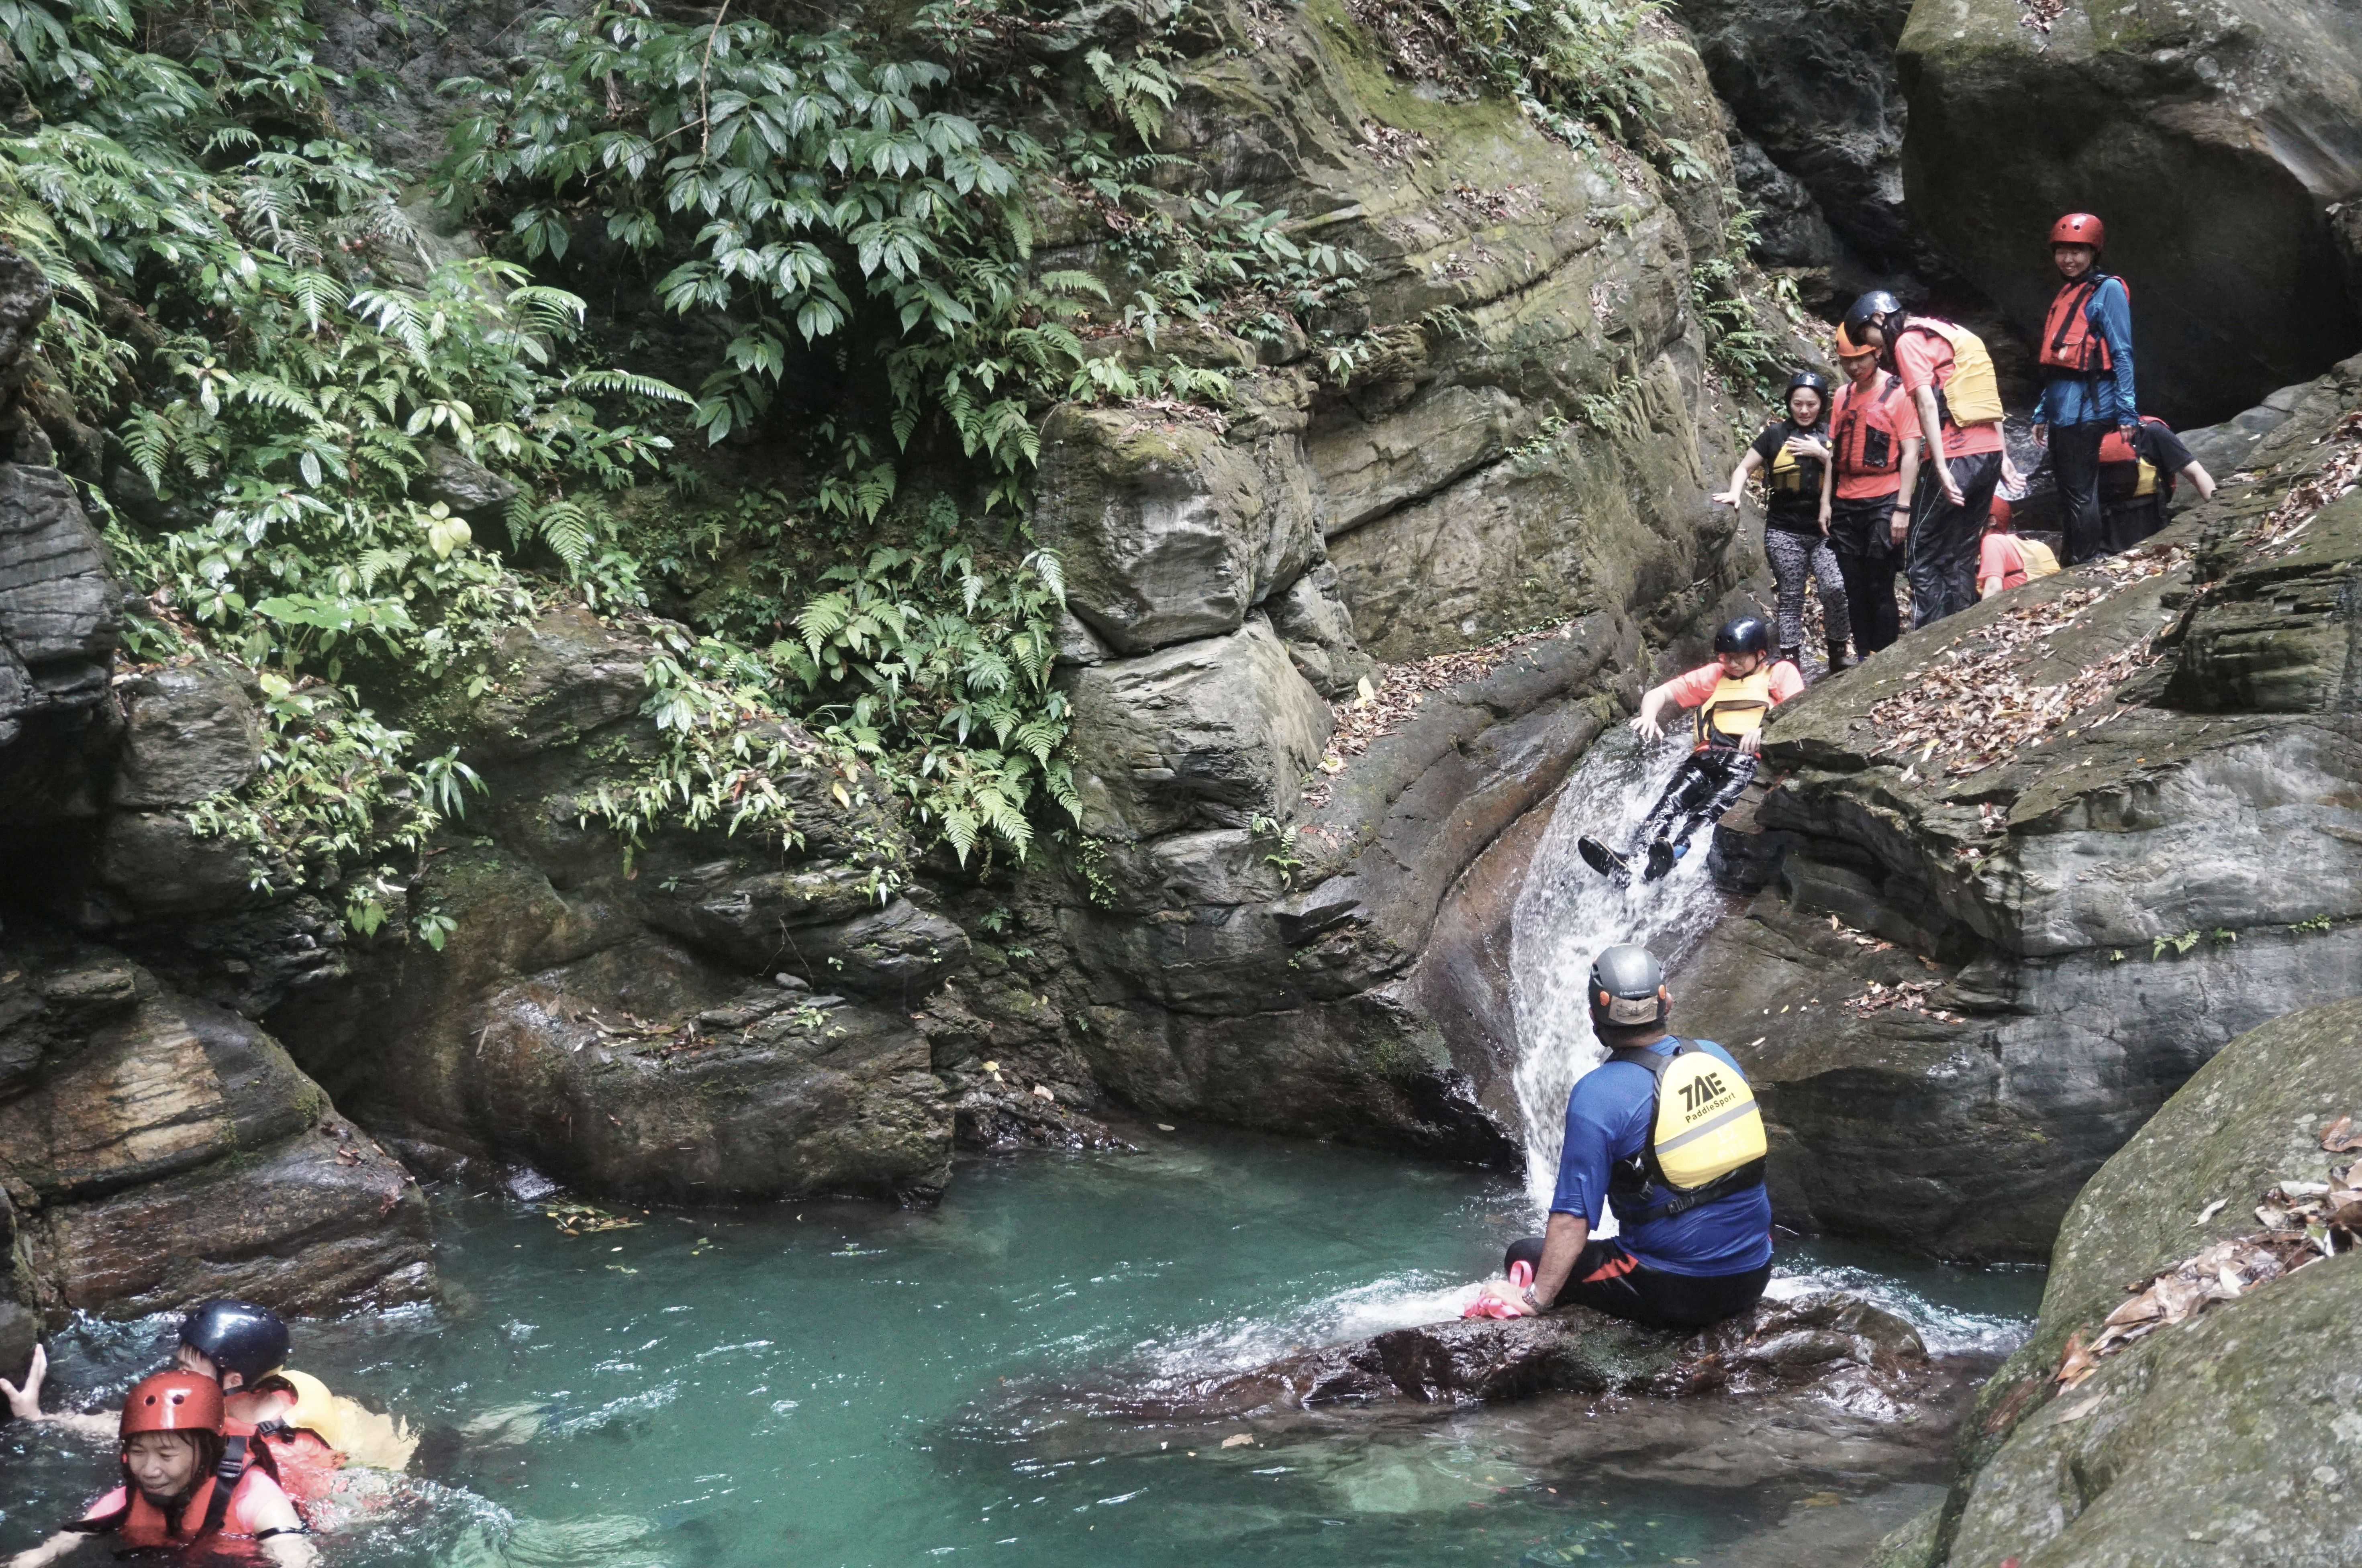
[1, 1346, 117, 1443]
[6, 1531, 90, 1568]
[1630, 682, 1678, 742]
[1712, 449, 1762, 508]
[1891, 437, 1924, 548]
[1818, 445, 1835, 531]
[1477, 1212, 1590, 1315]
[1910, 386, 1960, 505]
[2184, 460, 2217, 501]
[261, 1539, 317, 1568]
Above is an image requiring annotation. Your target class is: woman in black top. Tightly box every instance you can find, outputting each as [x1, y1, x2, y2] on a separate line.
[1713, 372, 1849, 672]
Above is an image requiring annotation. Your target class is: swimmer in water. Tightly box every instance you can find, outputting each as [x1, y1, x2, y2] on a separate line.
[5, 1371, 316, 1568]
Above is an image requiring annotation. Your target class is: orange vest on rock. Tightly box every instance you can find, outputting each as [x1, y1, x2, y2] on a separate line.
[2040, 275, 2125, 376]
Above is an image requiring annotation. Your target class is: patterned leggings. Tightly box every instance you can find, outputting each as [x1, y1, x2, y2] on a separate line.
[1763, 527, 1850, 654]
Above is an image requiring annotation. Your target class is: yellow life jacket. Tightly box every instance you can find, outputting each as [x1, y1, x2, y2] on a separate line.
[2017, 536, 2060, 579]
[1694, 667, 1774, 750]
[1901, 319, 2004, 428]
[1605, 1041, 1769, 1223]
[273, 1369, 419, 1472]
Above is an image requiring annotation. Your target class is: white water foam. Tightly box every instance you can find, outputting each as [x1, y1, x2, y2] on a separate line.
[1507, 728, 1737, 1223]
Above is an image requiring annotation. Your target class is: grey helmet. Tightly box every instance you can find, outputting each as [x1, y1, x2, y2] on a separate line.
[1588, 944, 1666, 1030]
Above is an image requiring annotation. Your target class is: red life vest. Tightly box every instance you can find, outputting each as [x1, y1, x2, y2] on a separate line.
[1830, 371, 1910, 498]
[226, 1413, 343, 1506]
[2040, 275, 2126, 375]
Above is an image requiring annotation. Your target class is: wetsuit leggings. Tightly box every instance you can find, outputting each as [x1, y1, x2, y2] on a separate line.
[1635, 748, 1757, 852]
[2048, 421, 2110, 565]
[1762, 528, 1848, 656]
[1826, 495, 1901, 655]
[1505, 1236, 1772, 1331]
[1905, 450, 2003, 627]
[2103, 496, 2166, 554]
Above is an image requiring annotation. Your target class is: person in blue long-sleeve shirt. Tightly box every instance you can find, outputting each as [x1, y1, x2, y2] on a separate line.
[2032, 212, 2137, 565]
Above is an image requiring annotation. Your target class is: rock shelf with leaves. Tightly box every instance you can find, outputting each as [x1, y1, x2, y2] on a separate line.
[1680, 352, 2362, 1264]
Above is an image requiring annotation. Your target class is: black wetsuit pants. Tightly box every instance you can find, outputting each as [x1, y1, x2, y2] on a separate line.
[2048, 420, 2110, 565]
[1905, 449, 2003, 628]
[1505, 1236, 1772, 1331]
[1636, 748, 1757, 853]
[1827, 495, 1901, 655]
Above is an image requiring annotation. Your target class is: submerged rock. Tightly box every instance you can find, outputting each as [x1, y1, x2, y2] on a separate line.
[1084, 1289, 1941, 1424]
[1892, 998, 2362, 1568]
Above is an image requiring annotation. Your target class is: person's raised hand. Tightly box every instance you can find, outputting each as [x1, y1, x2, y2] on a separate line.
[0, 1342, 49, 1422]
[1629, 711, 1664, 743]
[1785, 435, 1830, 461]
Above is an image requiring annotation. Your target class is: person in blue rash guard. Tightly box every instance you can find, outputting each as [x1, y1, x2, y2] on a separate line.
[1475, 944, 1773, 1329]
[2033, 212, 2138, 566]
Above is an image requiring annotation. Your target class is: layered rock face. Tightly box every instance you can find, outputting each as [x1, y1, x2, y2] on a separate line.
[267, 607, 967, 1204]
[1681, 352, 2362, 1262]
[1882, 999, 2362, 1567]
[1896, 0, 2362, 424]
[994, 0, 1772, 1156]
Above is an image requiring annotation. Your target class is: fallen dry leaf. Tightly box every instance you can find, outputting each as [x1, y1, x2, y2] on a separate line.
[1220, 1433, 1254, 1449]
[2323, 1115, 2362, 1153]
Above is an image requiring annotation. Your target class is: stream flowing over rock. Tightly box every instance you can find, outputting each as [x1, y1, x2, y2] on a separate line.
[1877, 999, 2362, 1568]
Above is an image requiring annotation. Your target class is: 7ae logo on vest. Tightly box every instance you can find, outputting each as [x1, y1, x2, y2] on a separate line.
[1679, 1072, 1729, 1113]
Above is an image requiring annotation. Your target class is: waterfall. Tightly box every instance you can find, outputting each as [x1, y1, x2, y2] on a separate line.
[1507, 727, 1736, 1223]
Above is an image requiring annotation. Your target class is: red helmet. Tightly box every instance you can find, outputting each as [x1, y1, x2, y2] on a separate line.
[2050, 212, 2105, 251]
[120, 1371, 224, 1438]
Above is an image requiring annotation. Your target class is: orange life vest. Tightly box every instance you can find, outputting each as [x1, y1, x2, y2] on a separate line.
[84, 1465, 288, 1552]
[1831, 371, 1909, 494]
[2040, 275, 2126, 376]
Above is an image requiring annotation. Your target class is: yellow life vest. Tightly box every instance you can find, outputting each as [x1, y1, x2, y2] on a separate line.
[2017, 536, 2060, 579]
[1606, 1041, 1770, 1223]
[1694, 667, 1774, 749]
[1902, 318, 2004, 428]
[274, 1369, 419, 1472]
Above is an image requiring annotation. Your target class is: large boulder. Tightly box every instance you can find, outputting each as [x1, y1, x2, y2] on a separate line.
[1896, 0, 2362, 425]
[1680, 352, 2362, 1262]
[1059, 615, 1333, 841]
[267, 609, 962, 1203]
[0, 463, 117, 748]
[0, 937, 432, 1319]
[1031, 390, 1323, 656]
[1894, 999, 2362, 1567]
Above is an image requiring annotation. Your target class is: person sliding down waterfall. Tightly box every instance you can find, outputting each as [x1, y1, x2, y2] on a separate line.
[1474, 945, 1773, 1329]
[1577, 616, 1801, 885]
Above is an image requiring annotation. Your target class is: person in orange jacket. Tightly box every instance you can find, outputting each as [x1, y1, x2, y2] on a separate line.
[4, 1371, 315, 1568]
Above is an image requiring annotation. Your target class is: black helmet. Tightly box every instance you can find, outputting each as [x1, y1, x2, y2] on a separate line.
[1842, 290, 1904, 347]
[1713, 616, 1772, 656]
[1785, 370, 1828, 399]
[1588, 944, 1666, 1030]
[179, 1300, 289, 1387]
